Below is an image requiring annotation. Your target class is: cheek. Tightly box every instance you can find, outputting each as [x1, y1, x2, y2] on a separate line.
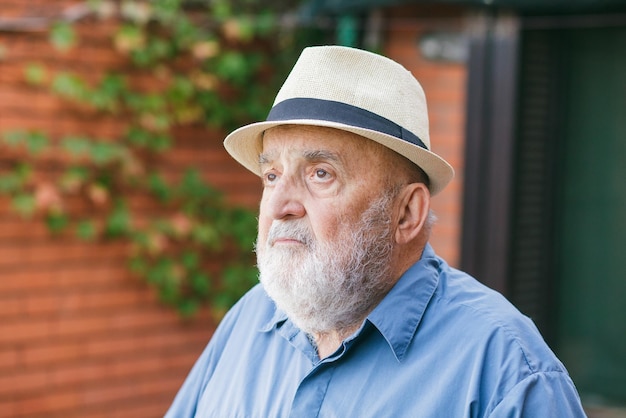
[257, 196, 271, 240]
[307, 203, 344, 242]
[257, 213, 271, 242]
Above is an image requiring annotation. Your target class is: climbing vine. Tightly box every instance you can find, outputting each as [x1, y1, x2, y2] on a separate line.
[0, 0, 328, 317]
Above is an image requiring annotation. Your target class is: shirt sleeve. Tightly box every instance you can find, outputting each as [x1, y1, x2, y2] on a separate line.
[164, 339, 214, 418]
[164, 289, 250, 418]
[488, 371, 587, 418]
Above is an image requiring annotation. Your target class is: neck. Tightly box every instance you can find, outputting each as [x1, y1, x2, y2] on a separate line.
[309, 244, 428, 360]
[311, 325, 360, 359]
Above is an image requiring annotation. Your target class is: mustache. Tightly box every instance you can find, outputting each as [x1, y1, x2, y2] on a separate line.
[266, 221, 314, 248]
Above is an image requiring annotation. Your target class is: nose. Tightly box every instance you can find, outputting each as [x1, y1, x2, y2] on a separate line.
[262, 176, 306, 221]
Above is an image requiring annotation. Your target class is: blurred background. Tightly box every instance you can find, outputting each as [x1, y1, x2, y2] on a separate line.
[0, 0, 624, 416]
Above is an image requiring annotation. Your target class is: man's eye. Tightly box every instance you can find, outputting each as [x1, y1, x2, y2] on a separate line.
[265, 172, 277, 183]
[315, 169, 329, 179]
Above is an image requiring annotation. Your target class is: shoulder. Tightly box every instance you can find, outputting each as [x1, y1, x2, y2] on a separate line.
[419, 260, 581, 411]
[430, 263, 563, 372]
[404, 254, 585, 414]
[213, 283, 276, 338]
[185, 284, 276, 382]
[164, 284, 277, 417]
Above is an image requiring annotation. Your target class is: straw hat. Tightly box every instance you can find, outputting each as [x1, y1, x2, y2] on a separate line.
[223, 45, 454, 195]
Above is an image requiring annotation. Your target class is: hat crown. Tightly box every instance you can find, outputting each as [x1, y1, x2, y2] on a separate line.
[273, 46, 430, 150]
[222, 45, 454, 195]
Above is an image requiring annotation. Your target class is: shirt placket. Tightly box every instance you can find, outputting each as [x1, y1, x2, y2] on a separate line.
[289, 360, 338, 418]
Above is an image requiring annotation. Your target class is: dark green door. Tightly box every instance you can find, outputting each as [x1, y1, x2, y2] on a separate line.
[554, 26, 626, 407]
[463, 12, 626, 410]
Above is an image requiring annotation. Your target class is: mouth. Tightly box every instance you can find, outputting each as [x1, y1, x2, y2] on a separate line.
[266, 221, 312, 248]
[270, 237, 305, 246]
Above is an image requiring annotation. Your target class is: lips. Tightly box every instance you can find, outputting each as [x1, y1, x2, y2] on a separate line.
[271, 237, 304, 246]
[267, 221, 313, 248]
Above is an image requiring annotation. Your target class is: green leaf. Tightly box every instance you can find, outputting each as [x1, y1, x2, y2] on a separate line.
[90, 142, 122, 165]
[125, 92, 165, 113]
[256, 11, 277, 36]
[52, 72, 87, 100]
[1, 130, 48, 154]
[167, 75, 194, 104]
[147, 37, 172, 60]
[147, 173, 171, 202]
[151, 0, 182, 23]
[2, 130, 26, 147]
[87, 0, 116, 18]
[177, 299, 199, 318]
[222, 264, 258, 296]
[129, 256, 149, 275]
[212, 0, 232, 20]
[179, 168, 218, 201]
[24, 63, 47, 85]
[100, 73, 126, 96]
[228, 207, 257, 250]
[126, 126, 150, 147]
[12, 194, 36, 217]
[88, 91, 116, 113]
[46, 212, 69, 233]
[0, 174, 21, 194]
[0, 163, 32, 194]
[191, 223, 220, 248]
[215, 51, 249, 84]
[147, 257, 174, 285]
[25, 131, 49, 154]
[235, 16, 255, 42]
[151, 134, 171, 152]
[189, 272, 210, 297]
[14, 163, 32, 181]
[181, 251, 198, 270]
[114, 24, 145, 53]
[62, 136, 92, 157]
[105, 201, 131, 237]
[75, 220, 97, 241]
[139, 111, 170, 132]
[87, 74, 126, 112]
[50, 22, 76, 51]
[171, 15, 199, 49]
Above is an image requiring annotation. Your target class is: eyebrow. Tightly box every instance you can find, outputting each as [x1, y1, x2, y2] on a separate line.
[258, 149, 342, 165]
[302, 149, 341, 163]
[258, 153, 272, 165]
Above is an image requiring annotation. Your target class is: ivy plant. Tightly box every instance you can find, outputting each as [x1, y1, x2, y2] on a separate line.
[0, 0, 327, 318]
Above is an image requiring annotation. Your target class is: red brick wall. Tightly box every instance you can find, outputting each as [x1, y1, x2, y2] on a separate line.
[0, 1, 260, 417]
[0, 2, 467, 417]
[383, 5, 467, 267]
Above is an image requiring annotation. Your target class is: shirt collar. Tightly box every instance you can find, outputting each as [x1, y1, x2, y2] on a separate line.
[366, 243, 440, 362]
[259, 244, 441, 362]
[259, 304, 288, 333]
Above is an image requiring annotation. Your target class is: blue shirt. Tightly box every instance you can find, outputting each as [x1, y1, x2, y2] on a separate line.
[165, 244, 586, 417]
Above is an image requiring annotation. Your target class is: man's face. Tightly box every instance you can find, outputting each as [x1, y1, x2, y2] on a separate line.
[256, 125, 399, 335]
[257, 125, 392, 249]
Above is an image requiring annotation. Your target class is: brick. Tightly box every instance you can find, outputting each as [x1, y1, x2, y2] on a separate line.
[0, 241, 130, 268]
[12, 390, 81, 417]
[0, 346, 19, 370]
[0, 369, 49, 396]
[0, 263, 129, 293]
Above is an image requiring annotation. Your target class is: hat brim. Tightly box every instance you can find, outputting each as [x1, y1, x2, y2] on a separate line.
[223, 119, 454, 196]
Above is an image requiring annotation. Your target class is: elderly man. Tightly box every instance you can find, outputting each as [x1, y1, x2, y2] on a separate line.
[165, 46, 585, 417]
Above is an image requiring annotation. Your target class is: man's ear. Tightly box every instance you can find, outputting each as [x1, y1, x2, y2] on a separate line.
[395, 183, 430, 245]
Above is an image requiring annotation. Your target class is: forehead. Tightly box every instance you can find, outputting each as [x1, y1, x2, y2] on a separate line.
[260, 125, 381, 161]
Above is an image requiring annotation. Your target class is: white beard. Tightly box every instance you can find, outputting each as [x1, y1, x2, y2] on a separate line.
[256, 192, 396, 335]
